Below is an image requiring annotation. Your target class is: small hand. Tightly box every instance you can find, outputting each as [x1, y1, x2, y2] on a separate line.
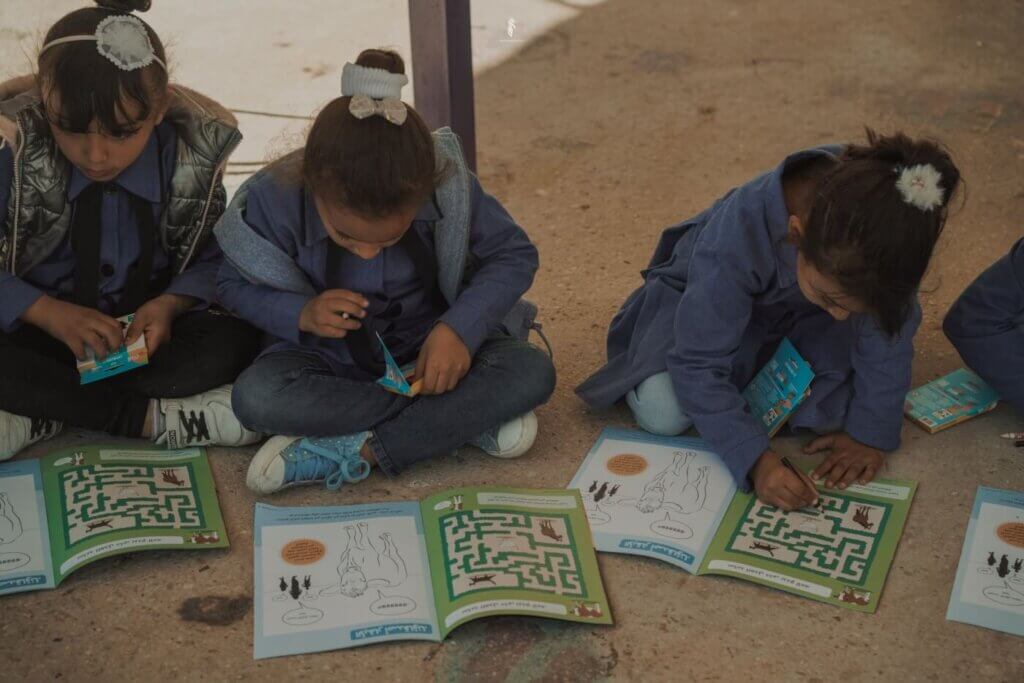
[415, 323, 471, 395]
[125, 294, 196, 357]
[807, 432, 885, 489]
[299, 289, 368, 339]
[751, 450, 819, 511]
[21, 296, 123, 361]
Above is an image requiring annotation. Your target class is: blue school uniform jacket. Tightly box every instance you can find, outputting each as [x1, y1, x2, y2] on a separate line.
[215, 133, 539, 377]
[577, 146, 920, 488]
[944, 237, 1024, 415]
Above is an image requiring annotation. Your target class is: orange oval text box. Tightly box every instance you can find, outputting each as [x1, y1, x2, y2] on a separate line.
[606, 453, 648, 476]
[996, 522, 1024, 548]
[281, 539, 326, 565]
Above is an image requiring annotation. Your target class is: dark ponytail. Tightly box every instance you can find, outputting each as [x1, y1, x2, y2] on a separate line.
[798, 129, 961, 335]
[37, 1, 167, 136]
[300, 49, 442, 219]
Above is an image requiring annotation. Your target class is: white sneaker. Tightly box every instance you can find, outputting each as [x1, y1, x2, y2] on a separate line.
[158, 385, 262, 449]
[0, 410, 62, 461]
[469, 411, 538, 459]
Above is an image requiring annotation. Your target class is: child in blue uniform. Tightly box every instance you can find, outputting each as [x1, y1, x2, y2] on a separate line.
[578, 131, 961, 510]
[944, 238, 1024, 415]
[0, 1, 261, 459]
[217, 49, 555, 494]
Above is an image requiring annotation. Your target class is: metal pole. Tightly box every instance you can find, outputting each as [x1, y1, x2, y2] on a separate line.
[408, 0, 477, 171]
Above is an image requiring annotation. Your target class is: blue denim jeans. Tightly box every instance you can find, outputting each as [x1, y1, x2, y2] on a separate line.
[232, 336, 556, 475]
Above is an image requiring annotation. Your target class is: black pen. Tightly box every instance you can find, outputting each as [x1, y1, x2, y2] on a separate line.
[780, 456, 820, 512]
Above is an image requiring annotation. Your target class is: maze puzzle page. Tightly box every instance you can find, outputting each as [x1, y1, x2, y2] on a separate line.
[60, 464, 205, 546]
[727, 494, 891, 586]
[441, 510, 586, 599]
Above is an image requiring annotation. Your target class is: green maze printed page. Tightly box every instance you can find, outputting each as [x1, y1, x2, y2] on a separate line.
[698, 474, 916, 612]
[40, 445, 229, 585]
[420, 487, 612, 637]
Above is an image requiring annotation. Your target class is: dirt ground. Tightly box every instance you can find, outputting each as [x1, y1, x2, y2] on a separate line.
[3, 0, 1024, 680]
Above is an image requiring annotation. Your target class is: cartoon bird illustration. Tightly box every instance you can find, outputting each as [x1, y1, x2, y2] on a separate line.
[279, 577, 287, 593]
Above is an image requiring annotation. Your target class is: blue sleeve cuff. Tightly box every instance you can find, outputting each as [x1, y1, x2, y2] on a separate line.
[0, 276, 44, 332]
[722, 433, 771, 492]
[439, 305, 490, 356]
[844, 406, 902, 452]
[164, 269, 216, 307]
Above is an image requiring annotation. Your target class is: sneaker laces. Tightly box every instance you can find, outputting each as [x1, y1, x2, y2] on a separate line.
[283, 437, 371, 491]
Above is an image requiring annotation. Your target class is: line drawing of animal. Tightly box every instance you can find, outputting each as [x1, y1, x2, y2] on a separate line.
[86, 519, 113, 532]
[161, 469, 186, 486]
[539, 519, 564, 542]
[750, 541, 779, 557]
[852, 506, 874, 530]
[988, 551, 997, 567]
[279, 577, 287, 592]
[469, 574, 497, 586]
[628, 451, 708, 515]
[0, 492, 24, 545]
[1014, 558, 1023, 574]
[319, 523, 408, 599]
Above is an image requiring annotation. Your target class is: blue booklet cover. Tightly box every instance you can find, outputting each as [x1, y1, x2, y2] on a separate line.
[904, 368, 999, 433]
[741, 338, 815, 437]
[75, 313, 149, 385]
[947, 487, 1024, 637]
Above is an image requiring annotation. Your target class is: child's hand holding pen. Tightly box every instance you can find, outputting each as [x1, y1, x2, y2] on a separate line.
[751, 450, 819, 511]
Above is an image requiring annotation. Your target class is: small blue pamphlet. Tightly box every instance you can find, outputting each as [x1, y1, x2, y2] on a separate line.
[742, 338, 815, 437]
[75, 313, 149, 385]
[904, 368, 999, 433]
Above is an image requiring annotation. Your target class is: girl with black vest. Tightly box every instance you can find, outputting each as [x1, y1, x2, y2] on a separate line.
[0, 1, 262, 459]
[216, 49, 555, 494]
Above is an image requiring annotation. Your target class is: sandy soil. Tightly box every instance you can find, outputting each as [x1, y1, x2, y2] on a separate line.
[2, 0, 1023, 680]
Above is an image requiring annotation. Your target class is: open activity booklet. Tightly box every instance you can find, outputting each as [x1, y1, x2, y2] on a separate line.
[0, 445, 228, 596]
[253, 487, 611, 659]
[570, 428, 916, 612]
[947, 487, 1024, 637]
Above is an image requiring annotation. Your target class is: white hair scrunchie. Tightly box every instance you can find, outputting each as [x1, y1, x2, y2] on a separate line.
[895, 164, 944, 212]
[341, 62, 409, 126]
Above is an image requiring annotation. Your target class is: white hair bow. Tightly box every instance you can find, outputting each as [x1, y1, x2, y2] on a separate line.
[348, 94, 408, 126]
